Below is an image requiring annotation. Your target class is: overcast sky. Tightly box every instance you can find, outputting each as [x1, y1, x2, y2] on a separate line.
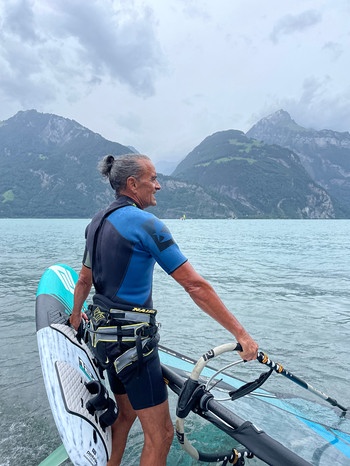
[0, 0, 349, 164]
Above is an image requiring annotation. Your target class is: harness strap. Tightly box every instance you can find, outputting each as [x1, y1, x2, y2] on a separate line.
[85, 304, 159, 375]
[114, 333, 160, 374]
[110, 309, 155, 324]
[87, 304, 158, 345]
[88, 304, 156, 326]
[88, 322, 158, 346]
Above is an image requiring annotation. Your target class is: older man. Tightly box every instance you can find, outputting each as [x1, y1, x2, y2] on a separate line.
[70, 153, 258, 466]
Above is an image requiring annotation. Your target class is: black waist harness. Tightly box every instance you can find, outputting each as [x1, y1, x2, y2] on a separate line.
[86, 303, 159, 374]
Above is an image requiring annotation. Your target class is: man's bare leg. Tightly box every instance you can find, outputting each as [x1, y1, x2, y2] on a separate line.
[136, 399, 174, 466]
[107, 393, 137, 466]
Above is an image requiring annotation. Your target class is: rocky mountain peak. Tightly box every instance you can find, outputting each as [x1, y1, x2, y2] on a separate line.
[247, 109, 304, 138]
[2, 109, 98, 147]
[264, 109, 294, 125]
[246, 110, 350, 217]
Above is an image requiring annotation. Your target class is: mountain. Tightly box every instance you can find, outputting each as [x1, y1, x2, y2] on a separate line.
[149, 175, 236, 219]
[247, 110, 350, 217]
[0, 109, 347, 219]
[172, 129, 336, 218]
[0, 110, 236, 218]
[0, 110, 134, 217]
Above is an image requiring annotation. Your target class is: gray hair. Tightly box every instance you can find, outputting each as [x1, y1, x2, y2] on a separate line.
[98, 153, 150, 194]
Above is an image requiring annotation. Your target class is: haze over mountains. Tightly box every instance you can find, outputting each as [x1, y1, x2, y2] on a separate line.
[0, 109, 349, 219]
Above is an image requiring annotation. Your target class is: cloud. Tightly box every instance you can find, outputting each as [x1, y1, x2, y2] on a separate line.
[253, 76, 350, 133]
[299, 76, 331, 106]
[179, 0, 211, 20]
[0, 0, 166, 108]
[2, 0, 41, 44]
[270, 9, 322, 43]
[0, 1, 349, 161]
[322, 41, 343, 61]
[115, 111, 143, 133]
[296, 76, 350, 131]
[46, 1, 166, 95]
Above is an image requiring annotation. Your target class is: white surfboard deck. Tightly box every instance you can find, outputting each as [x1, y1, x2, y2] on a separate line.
[36, 264, 113, 466]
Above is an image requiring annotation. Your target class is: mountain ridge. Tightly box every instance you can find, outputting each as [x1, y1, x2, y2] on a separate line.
[247, 109, 350, 217]
[0, 109, 348, 218]
[172, 128, 336, 219]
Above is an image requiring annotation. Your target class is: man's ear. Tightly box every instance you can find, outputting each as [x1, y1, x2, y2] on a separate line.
[126, 176, 138, 192]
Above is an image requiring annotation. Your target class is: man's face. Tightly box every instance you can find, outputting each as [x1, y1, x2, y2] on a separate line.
[133, 159, 161, 209]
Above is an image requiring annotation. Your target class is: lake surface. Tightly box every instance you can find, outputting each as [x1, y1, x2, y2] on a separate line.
[0, 218, 349, 465]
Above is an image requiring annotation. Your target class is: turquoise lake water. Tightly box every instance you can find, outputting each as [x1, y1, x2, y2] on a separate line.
[0, 219, 349, 465]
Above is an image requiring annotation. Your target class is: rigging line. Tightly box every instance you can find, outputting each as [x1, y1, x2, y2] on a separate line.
[206, 359, 244, 391]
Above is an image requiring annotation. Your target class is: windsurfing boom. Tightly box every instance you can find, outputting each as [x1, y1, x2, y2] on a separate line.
[160, 342, 350, 466]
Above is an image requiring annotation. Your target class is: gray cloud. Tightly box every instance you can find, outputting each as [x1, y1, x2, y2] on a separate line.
[48, 1, 166, 94]
[259, 76, 350, 133]
[2, 0, 41, 44]
[115, 111, 143, 134]
[270, 10, 322, 43]
[0, 1, 348, 160]
[293, 95, 350, 132]
[299, 76, 330, 106]
[0, 0, 165, 108]
[296, 76, 350, 131]
[322, 41, 343, 61]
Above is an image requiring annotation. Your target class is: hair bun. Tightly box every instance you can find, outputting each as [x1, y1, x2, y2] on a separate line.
[105, 155, 115, 172]
[98, 154, 115, 178]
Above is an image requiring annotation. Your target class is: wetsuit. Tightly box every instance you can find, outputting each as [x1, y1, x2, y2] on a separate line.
[83, 195, 187, 409]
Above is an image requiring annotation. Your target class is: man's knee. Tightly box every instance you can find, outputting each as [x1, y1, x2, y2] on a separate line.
[144, 419, 173, 449]
[116, 408, 136, 428]
[164, 420, 174, 447]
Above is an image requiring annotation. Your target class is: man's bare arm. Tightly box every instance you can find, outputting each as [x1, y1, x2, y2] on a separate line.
[70, 265, 92, 330]
[171, 261, 258, 361]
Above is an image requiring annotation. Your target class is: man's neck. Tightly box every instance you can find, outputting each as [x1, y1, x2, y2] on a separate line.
[117, 193, 141, 209]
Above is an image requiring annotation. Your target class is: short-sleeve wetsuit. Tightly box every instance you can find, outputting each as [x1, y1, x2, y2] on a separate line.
[83, 195, 187, 409]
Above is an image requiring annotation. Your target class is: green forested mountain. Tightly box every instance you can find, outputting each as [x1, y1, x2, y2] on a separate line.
[172, 129, 336, 218]
[0, 109, 347, 218]
[247, 110, 350, 217]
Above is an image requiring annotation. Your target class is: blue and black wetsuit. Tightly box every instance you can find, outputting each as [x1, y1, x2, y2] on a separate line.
[83, 195, 187, 409]
[83, 195, 187, 308]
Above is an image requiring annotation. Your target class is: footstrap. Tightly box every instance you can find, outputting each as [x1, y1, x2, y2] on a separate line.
[85, 380, 109, 414]
[85, 380, 119, 430]
[99, 398, 119, 430]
